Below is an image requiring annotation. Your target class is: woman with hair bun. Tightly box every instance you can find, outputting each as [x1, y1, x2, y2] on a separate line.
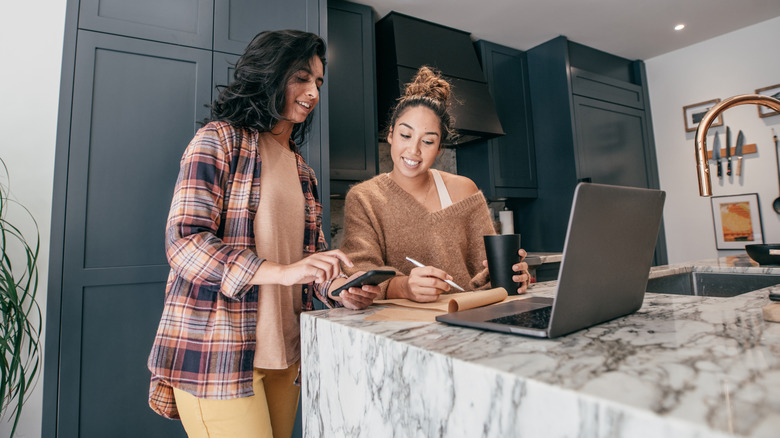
[336, 66, 531, 303]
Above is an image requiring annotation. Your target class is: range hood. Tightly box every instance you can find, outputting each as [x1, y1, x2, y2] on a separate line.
[375, 12, 504, 147]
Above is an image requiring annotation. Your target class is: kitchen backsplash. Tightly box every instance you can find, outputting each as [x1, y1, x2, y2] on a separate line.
[330, 143, 504, 248]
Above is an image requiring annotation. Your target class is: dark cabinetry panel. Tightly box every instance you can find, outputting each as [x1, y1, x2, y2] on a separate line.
[457, 41, 536, 199]
[328, 0, 377, 195]
[77, 282, 172, 437]
[214, 0, 320, 54]
[68, 32, 211, 268]
[78, 0, 214, 48]
[56, 30, 211, 437]
[567, 40, 636, 83]
[212, 51, 239, 101]
[46, 1, 327, 436]
[515, 36, 666, 265]
[571, 68, 644, 109]
[572, 96, 650, 187]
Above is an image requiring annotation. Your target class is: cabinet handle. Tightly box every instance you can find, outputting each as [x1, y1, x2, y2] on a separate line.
[578, 177, 592, 183]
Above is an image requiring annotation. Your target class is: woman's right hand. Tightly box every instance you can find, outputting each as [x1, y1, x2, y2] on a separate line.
[254, 249, 353, 286]
[394, 266, 452, 302]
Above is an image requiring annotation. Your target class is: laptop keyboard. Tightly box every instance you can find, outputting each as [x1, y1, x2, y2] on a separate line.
[487, 306, 552, 330]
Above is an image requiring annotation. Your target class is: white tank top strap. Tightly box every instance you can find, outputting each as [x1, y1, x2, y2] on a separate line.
[430, 169, 453, 209]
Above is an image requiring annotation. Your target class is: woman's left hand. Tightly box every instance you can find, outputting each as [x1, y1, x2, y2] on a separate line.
[511, 249, 531, 294]
[336, 272, 380, 310]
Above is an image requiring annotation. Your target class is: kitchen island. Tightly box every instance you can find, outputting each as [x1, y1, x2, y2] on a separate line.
[301, 256, 780, 437]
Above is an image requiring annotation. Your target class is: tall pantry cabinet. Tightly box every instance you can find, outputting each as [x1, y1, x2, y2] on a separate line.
[43, 1, 327, 437]
[510, 36, 667, 266]
[327, 0, 378, 196]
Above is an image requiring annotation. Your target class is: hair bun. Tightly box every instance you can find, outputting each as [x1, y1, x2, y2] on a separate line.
[402, 66, 451, 106]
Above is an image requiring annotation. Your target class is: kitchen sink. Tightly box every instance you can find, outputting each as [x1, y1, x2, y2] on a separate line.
[646, 272, 780, 297]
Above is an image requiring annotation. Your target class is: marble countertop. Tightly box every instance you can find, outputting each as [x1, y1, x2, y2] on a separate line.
[525, 251, 562, 267]
[301, 255, 780, 437]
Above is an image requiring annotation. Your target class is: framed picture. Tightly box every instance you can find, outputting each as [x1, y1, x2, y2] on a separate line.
[683, 99, 724, 132]
[755, 83, 780, 118]
[710, 193, 764, 250]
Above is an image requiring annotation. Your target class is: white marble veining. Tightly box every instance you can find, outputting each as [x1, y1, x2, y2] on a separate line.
[302, 256, 780, 437]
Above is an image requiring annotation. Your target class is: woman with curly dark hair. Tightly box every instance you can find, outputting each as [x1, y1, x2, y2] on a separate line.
[147, 29, 378, 438]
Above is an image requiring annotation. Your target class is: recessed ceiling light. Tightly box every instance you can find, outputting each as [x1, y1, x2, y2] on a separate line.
[675, 24, 685, 31]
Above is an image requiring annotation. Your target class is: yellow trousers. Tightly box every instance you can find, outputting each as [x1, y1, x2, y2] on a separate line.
[173, 363, 300, 438]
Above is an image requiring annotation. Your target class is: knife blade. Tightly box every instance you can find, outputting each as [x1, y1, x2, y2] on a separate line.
[726, 126, 732, 176]
[735, 130, 744, 176]
[712, 132, 722, 178]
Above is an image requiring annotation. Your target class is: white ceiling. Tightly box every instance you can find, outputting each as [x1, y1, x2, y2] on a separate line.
[354, 0, 780, 60]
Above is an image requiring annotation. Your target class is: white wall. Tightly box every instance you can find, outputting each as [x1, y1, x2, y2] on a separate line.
[0, 1, 66, 437]
[646, 16, 780, 264]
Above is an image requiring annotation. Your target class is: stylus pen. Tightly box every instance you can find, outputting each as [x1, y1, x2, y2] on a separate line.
[405, 257, 466, 292]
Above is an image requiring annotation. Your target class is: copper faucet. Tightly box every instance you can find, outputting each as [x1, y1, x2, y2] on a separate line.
[695, 94, 780, 196]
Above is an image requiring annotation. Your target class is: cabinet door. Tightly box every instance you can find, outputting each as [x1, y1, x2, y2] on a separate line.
[328, 0, 377, 194]
[212, 52, 240, 102]
[572, 96, 651, 188]
[56, 31, 210, 437]
[457, 41, 536, 200]
[214, 0, 320, 54]
[78, 0, 214, 49]
[484, 45, 537, 192]
[571, 67, 644, 110]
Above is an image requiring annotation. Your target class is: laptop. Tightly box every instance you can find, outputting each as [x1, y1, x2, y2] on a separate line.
[436, 183, 666, 338]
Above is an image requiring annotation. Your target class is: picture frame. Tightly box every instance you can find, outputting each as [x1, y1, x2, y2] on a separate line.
[683, 99, 724, 132]
[710, 193, 764, 250]
[755, 83, 780, 118]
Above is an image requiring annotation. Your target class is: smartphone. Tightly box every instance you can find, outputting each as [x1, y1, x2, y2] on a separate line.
[770, 292, 780, 302]
[331, 270, 396, 296]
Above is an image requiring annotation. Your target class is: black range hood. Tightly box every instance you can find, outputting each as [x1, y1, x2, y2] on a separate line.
[375, 12, 505, 147]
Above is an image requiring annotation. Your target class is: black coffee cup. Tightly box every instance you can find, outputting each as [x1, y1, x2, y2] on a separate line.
[484, 234, 522, 295]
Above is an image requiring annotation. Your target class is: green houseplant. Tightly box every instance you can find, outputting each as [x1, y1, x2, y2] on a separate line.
[0, 158, 41, 437]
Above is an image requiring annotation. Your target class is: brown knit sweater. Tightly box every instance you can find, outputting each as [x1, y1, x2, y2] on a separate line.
[340, 173, 495, 298]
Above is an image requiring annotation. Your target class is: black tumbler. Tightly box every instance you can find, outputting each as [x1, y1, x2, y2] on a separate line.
[484, 234, 522, 295]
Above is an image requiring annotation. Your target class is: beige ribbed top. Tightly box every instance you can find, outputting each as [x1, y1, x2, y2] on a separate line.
[253, 133, 304, 369]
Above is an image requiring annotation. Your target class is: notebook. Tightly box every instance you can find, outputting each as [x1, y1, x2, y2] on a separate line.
[435, 183, 666, 338]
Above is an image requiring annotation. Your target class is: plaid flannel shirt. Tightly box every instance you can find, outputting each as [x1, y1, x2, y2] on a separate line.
[147, 121, 330, 419]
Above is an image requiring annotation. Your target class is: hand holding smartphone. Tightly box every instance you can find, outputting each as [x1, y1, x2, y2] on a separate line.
[331, 270, 396, 296]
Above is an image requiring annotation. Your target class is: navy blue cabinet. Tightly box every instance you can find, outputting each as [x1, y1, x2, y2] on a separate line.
[212, 51, 239, 102]
[45, 1, 327, 437]
[214, 0, 321, 55]
[48, 30, 210, 438]
[328, 0, 377, 196]
[571, 94, 652, 188]
[457, 40, 537, 199]
[512, 36, 667, 265]
[77, 0, 214, 49]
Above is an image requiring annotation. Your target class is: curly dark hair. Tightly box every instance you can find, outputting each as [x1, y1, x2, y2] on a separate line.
[382, 66, 458, 146]
[208, 30, 327, 145]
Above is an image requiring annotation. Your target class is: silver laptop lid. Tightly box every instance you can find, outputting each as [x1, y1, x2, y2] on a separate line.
[547, 183, 665, 338]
